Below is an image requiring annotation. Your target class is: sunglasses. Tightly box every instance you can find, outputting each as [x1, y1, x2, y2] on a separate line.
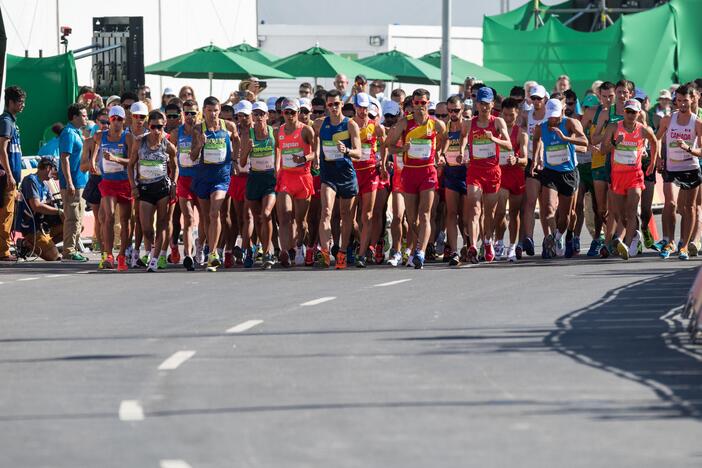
[434, 113, 448, 118]
[531, 96, 543, 101]
[166, 113, 181, 119]
[109, 116, 124, 122]
[566, 101, 576, 106]
[448, 108, 461, 114]
[133, 114, 146, 120]
[284, 109, 297, 115]
[150, 124, 164, 130]
[413, 100, 428, 106]
[327, 102, 341, 108]
[624, 109, 638, 114]
[98, 119, 110, 126]
[253, 112, 267, 117]
[312, 109, 325, 115]
[184, 111, 197, 117]
[300, 109, 310, 115]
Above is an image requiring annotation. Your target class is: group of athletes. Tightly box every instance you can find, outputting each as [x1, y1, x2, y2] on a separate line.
[82, 77, 701, 272]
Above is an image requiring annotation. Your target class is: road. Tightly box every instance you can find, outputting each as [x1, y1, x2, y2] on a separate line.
[0, 249, 701, 467]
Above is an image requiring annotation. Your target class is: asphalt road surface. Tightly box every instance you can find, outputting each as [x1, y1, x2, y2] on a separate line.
[1, 243, 701, 467]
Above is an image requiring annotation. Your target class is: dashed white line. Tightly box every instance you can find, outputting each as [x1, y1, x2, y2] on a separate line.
[158, 350, 196, 370]
[373, 278, 412, 287]
[76, 271, 91, 274]
[118, 400, 144, 421]
[46, 274, 69, 278]
[226, 320, 263, 334]
[160, 461, 192, 468]
[17, 277, 39, 281]
[300, 296, 336, 306]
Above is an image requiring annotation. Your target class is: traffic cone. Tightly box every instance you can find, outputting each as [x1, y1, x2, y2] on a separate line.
[648, 216, 660, 241]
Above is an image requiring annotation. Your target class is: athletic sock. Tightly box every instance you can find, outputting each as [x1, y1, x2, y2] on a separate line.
[555, 231, 562, 241]
[159, 250, 167, 258]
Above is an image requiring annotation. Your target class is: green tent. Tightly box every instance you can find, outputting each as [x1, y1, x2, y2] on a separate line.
[6, 52, 78, 154]
[482, 0, 697, 97]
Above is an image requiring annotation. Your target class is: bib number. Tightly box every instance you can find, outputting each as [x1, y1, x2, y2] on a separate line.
[282, 149, 304, 168]
[323, 141, 344, 161]
[614, 145, 637, 166]
[178, 146, 197, 168]
[445, 150, 461, 166]
[408, 139, 431, 160]
[359, 144, 372, 161]
[139, 161, 166, 181]
[203, 141, 226, 164]
[250, 152, 274, 171]
[546, 144, 569, 166]
[102, 152, 124, 174]
[473, 138, 496, 159]
[668, 141, 692, 161]
[499, 151, 513, 166]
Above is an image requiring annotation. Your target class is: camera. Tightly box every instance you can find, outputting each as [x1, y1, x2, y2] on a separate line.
[60, 26, 72, 36]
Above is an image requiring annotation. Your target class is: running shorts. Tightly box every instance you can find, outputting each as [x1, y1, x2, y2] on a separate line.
[356, 167, 379, 195]
[176, 175, 196, 201]
[539, 168, 579, 196]
[641, 158, 656, 184]
[577, 162, 594, 194]
[392, 168, 403, 193]
[500, 165, 525, 196]
[138, 178, 171, 205]
[227, 174, 248, 202]
[610, 169, 645, 195]
[276, 171, 314, 200]
[82, 174, 102, 206]
[667, 169, 702, 190]
[401, 165, 437, 195]
[246, 171, 277, 201]
[524, 159, 541, 180]
[466, 165, 500, 194]
[592, 165, 610, 183]
[443, 165, 467, 195]
[192, 165, 231, 200]
[99, 179, 132, 204]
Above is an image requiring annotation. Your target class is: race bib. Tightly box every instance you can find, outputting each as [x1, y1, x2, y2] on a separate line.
[178, 144, 197, 168]
[139, 160, 166, 181]
[323, 141, 344, 161]
[546, 144, 569, 166]
[408, 138, 431, 160]
[359, 143, 372, 161]
[203, 140, 226, 164]
[282, 148, 304, 168]
[102, 152, 124, 174]
[578, 151, 592, 164]
[250, 151, 274, 171]
[668, 141, 692, 161]
[445, 150, 461, 166]
[499, 150, 514, 166]
[613, 144, 637, 166]
[473, 137, 496, 159]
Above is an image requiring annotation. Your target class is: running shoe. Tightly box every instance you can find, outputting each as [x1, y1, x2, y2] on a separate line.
[628, 232, 641, 258]
[305, 245, 315, 266]
[168, 244, 180, 264]
[208, 252, 222, 268]
[467, 246, 479, 264]
[494, 240, 504, 259]
[366, 246, 376, 264]
[478, 242, 485, 262]
[147, 257, 158, 272]
[565, 237, 574, 258]
[262, 253, 275, 270]
[183, 255, 195, 271]
[524, 237, 535, 256]
[346, 243, 357, 266]
[315, 249, 331, 268]
[124, 245, 133, 262]
[599, 243, 610, 258]
[224, 252, 234, 268]
[140, 254, 149, 268]
[331, 244, 340, 259]
[335, 251, 347, 270]
[406, 252, 415, 267]
[295, 245, 305, 266]
[615, 239, 629, 260]
[117, 254, 128, 271]
[157, 255, 168, 270]
[356, 256, 367, 268]
[484, 242, 495, 263]
[508, 244, 517, 263]
[555, 235, 565, 257]
[254, 243, 262, 260]
[587, 238, 600, 257]
[279, 249, 291, 268]
[103, 254, 115, 270]
[426, 243, 437, 261]
[436, 231, 446, 256]
[98, 252, 107, 270]
[660, 241, 675, 259]
[643, 229, 655, 249]
[203, 243, 210, 258]
[442, 245, 452, 262]
[233, 246, 244, 265]
[573, 236, 581, 255]
[459, 246, 469, 263]
[402, 248, 411, 266]
[542, 236, 553, 260]
[244, 248, 254, 268]
[64, 252, 89, 263]
[652, 239, 667, 252]
[374, 241, 385, 264]
[387, 250, 402, 267]
[413, 250, 425, 269]
[130, 250, 141, 268]
[679, 248, 690, 261]
[688, 241, 699, 257]
[448, 252, 460, 266]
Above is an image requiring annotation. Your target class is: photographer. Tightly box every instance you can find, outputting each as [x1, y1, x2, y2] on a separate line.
[16, 158, 64, 261]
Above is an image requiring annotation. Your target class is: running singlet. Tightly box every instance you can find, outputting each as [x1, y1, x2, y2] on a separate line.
[138, 136, 169, 184]
[526, 109, 545, 160]
[176, 125, 197, 177]
[99, 130, 128, 181]
[500, 124, 521, 166]
[666, 111, 699, 172]
[445, 126, 463, 166]
[354, 121, 378, 171]
[200, 119, 232, 166]
[468, 115, 500, 169]
[590, 106, 606, 169]
[611, 121, 645, 172]
[236, 124, 250, 174]
[279, 123, 311, 173]
[249, 125, 275, 172]
[319, 116, 353, 170]
[402, 115, 437, 168]
[541, 119, 576, 172]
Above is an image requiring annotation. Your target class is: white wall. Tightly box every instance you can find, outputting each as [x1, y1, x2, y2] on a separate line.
[3, 0, 257, 106]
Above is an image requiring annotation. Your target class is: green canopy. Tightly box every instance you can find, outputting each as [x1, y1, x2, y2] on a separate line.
[418, 51, 514, 84]
[273, 46, 394, 81]
[357, 49, 445, 85]
[145, 44, 293, 94]
[227, 42, 280, 65]
[6, 52, 78, 153]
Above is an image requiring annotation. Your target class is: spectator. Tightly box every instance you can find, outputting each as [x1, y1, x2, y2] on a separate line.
[58, 102, 89, 262]
[105, 95, 121, 109]
[16, 157, 64, 261]
[333, 74, 350, 100]
[0, 85, 25, 261]
[299, 82, 313, 99]
[239, 77, 266, 101]
[77, 86, 104, 120]
[38, 122, 65, 158]
[463, 76, 476, 100]
[160, 87, 176, 111]
[554, 74, 571, 94]
[390, 88, 406, 104]
[369, 80, 386, 102]
[179, 86, 196, 103]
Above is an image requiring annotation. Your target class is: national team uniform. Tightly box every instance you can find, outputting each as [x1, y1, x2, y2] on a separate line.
[192, 120, 232, 199]
[276, 123, 314, 199]
[609, 121, 646, 195]
[466, 115, 501, 194]
[97, 130, 132, 203]
[175, 125, 198, 201]
[319, 116, 358, 199]
[401, 115, 438, 194]
[500, 124, 525, 195]
[354, 121, 380, 195]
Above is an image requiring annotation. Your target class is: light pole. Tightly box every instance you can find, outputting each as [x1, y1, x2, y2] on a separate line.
[441, 0, 451, 100]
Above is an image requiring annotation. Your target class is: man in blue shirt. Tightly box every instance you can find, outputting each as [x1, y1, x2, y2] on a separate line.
[0, 86, 26, 261]
[59, 102, 89, 262]
[17, 157, 64, 261]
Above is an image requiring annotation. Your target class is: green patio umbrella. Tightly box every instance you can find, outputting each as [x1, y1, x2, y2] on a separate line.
[145, 44, 293, 94]
[357, 49, 444, 85]
[227, 42, 281, 66]
[419, 51, 514, 84]
[273, 45, 394, 85]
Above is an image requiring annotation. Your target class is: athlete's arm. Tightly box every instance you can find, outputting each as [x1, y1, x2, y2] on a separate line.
[517, 130, 529, 166]
[239, 129, 252, 167]
[166, 139, 178, 192]
[383, 118, 407, 152]
[491, 117, 512, 151]
[301, 126, 316, 162]
[375, 124, 388, 179]
[273, 127, 281, 174]
[343, 119, 362, 160]
[562, 118, 588, 147]
[678, 120, 702, 158]
[460, 120, 469, 156]
[127, 133, 139, 198]
[225, 120, 241, 168]
[581, 106, 595, 132]
[190, 126, 204, 162]
[590, 111, 608, 145]
[434, 118, 447, 166]
[81, 133, 98, 174]
[642, 125, 659, 175]
[532, 125, 543, 173]
[600, 123, 618, 155]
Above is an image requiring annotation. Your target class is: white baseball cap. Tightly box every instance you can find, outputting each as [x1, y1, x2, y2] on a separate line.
[382, 99, 401, 116]
[130, 101, 148, 116]
[266, 96, 278, 109]
[235, 100, 252, 115]
[108, 106, 126, 119]
[369, 97, 382, 117]
[283, 98, 300, 111]
[163, 87, 176, 96]
[428, 100, 437, 111]
[299, 97, 312, 111]
[252, 101, 269, 113]
[529, 84, 548, 99]
[545, 98, 563, 118]
[658, 89, 672, 100]
[624, 99, 642, 112]
[354, 92, 371, 108]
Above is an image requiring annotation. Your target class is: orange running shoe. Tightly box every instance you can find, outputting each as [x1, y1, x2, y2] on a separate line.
[103, 254, 115, 270]
[335, 251, 347, 270]
[117, 254, 128, 271]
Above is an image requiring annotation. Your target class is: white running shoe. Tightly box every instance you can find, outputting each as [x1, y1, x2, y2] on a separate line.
[507, 244, 517, 263]
[436, 231, 446, 255]
[130, 249, 140, 268]
[295, 245, 305, 266]
[629, 230, 642, 257]
[494, 240, 505, 259]
[387, 251, 402, 267]
[147, 257, 158, 272]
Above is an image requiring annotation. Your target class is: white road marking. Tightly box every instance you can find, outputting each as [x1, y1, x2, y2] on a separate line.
[226, 320, 263, 334]
[160, 461, 192, 468]
[0, 281, 4, 285]
[17, 277, 39, 281]
[46, 274, 69, 278]
[76, 271, 91, 274]
[300, 296, 337, 306]
[373, 278, 412, 287]
[118, 400, 144, 421]
[158, 350, 196, 370]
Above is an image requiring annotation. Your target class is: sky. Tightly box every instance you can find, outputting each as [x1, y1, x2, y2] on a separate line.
[258, 0, 531, 26]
